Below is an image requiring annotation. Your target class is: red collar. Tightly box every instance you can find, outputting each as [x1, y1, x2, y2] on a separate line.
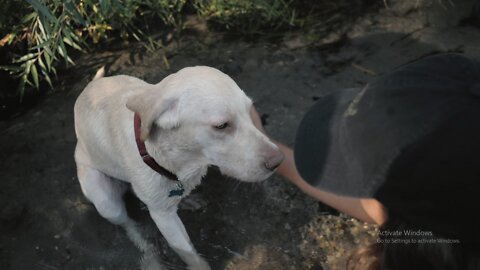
[133, 113, 179, 181]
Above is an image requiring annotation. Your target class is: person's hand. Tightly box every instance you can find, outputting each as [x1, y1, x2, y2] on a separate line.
[249, 105, 387, 225]
[250, 105, 266, 134]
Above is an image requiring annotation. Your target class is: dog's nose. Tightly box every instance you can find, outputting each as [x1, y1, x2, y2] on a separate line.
[264, 148, 284, 171]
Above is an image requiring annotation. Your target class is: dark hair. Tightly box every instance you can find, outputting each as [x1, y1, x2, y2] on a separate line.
[346, 215, 480, 270]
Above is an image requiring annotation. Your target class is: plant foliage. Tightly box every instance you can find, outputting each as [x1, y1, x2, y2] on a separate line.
[0, 0, 186, 99]
[0, 0, 371, 100]
[194, 0, 297, 33]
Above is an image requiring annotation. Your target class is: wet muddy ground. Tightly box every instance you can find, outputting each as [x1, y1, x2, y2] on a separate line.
[1, 2, 480, 270]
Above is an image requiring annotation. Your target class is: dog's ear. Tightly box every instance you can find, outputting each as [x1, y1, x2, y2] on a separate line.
[126, 87, 180, 141]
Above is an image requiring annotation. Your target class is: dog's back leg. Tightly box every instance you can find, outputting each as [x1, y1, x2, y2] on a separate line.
[76, 163, 130, 226]
[76, 161, 165, 269]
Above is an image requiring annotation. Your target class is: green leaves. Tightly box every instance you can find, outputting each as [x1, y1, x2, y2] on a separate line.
[194, 0, 297, 34]
[13, 53, 38, 64]
[25, 0, 56, 22]
[3, 0, 313, 101]
[31, 63, 39, 89]
[4, 0, 189, 100]
[4, 0, 93, 97]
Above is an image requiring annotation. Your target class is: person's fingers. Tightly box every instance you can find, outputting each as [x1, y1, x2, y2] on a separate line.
[250, 105, 266, 134]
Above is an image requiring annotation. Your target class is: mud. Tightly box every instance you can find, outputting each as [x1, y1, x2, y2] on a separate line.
[1, 2, 480, 270]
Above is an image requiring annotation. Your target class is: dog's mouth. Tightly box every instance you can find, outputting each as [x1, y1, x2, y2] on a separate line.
[207, 164, 273, 182]
[206, 165, 236, 181]
[207, 164, 221, 174]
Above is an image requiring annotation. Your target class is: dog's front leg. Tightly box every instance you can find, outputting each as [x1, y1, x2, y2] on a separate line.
[150, 209, 210, 270]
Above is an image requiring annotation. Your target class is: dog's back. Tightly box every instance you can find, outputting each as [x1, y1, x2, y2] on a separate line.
[74, 73, 150, 180]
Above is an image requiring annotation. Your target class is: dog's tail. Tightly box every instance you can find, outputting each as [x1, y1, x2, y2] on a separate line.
[93, 66, 106, 80]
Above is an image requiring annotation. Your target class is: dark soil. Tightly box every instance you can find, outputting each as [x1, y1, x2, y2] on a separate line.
[1, 1, 479, 269]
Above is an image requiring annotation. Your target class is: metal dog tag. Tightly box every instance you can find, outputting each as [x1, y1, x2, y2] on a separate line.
[168, 182, 185, 197]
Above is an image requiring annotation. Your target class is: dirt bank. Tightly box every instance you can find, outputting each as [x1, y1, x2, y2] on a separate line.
[1, 2, 479, 269]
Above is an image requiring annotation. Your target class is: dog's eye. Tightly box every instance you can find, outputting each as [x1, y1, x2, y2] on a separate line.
[214, 122, 229, 130]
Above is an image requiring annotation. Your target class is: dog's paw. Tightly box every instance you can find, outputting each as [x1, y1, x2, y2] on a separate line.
[139, 247, 167, 270]
[179, 193, 208, 211]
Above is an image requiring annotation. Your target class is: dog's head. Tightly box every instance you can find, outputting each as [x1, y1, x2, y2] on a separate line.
[126, 66, 284, 182]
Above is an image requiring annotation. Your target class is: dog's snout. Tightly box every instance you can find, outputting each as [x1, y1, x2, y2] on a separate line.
[264, 148, 284, 171]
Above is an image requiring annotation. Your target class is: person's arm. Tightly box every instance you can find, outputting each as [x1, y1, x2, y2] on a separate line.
[251, 106, 387, 225]
[275, 143, 387, 224]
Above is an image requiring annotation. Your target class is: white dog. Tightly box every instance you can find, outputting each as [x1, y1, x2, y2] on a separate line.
[73, 66, 284, 269]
